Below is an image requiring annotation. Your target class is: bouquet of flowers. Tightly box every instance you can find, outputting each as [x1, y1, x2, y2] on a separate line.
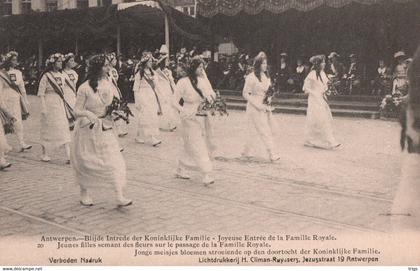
[327, 77, 340, 96]
[90, 97, 134, 130]
[196, 92, 229, 117]
[263, 85, 276, 106]
[0, 108, 15, 134]
[379, 93, 404, 118]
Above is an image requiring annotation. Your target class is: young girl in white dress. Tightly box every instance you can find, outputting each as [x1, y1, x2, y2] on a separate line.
[107, 53, 128, 138]
[172, 56, 216, 186]
[1, 51, 32, 152]
[241, 52, 280, 162]
[62, 53, 78, 108]
[0, 64, 13, 170]
[133, 52, 162, 146]
[303, 55, 340, 150]
[155, 54, 178, 132]
[38, 53, 74, 163]
[70, 54, 132, 207]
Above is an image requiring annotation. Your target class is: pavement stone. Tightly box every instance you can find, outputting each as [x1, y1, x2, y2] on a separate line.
[0, 96, 402, 236]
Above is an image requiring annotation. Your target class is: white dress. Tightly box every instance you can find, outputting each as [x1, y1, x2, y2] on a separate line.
[303, 70, 339, 149]
[155, 68, 179, 130]
[70, 80, 126, 190]
[38, 72, 71, 150]
[133, 69, 160, 143]
[242, 72, 277, 156]
[0, 80, 12, 154]
[3, 69, 24, 144]
[174, 77, 215, 173]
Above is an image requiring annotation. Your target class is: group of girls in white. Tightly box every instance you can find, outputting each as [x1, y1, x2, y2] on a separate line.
[0, 48, 342, 208]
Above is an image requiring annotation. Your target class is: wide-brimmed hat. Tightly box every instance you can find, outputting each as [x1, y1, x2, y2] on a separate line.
[328, 52, 340, 59]
[405, 57, 413, 64]
[280, 52, 288, 58]
[394, 51, 406, 59]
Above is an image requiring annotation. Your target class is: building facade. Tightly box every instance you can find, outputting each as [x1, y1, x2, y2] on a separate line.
[0, 0, 196, 15]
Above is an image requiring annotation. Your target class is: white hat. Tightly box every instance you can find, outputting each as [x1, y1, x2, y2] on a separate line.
[328, 52, 340, 59]
[394, 51, 406, 58]
[159, 44, 169, 55]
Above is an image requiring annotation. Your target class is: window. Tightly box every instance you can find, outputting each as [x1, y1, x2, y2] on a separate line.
[182, 6, 188, 14]
[77, 0, 88, 8]
[1, 0, 12, 15]
[189, 6, 194, 16]
[21, 0, 31, 14]
[46, 0, 57, 11]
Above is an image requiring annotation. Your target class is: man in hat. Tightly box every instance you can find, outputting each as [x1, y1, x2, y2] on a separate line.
[276, 52, 293, 92]
[291, 57, 309, 93]
[392, 51, 409, 95]
[325, 52, 346, 94]
[344, 54, 364, 95]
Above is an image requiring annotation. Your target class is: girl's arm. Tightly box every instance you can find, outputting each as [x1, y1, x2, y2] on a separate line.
[73, 86, 97, 122]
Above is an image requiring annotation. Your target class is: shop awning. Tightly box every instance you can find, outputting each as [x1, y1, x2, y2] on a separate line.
[0, 0, 208, 41]
[198, 0, 415, 17]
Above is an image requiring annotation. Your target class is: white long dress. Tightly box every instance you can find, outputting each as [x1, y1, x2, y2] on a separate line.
[303, 70, 339, 149]
[174, 77, 216, 173]
[242, 72, 277, 156]
[70, 79, 126, 190]
[0, 81, 12, 155]
[2, 69, 25, 147]
[133, 69, 161, 143]
[155, 68, 178, 131]
[38, 72, 71, 151]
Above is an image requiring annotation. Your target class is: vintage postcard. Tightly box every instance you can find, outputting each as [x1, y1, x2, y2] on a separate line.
[0, 0, 419, 268]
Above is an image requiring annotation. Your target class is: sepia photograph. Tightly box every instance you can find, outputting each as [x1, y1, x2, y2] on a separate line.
[0, 0, 419, 267]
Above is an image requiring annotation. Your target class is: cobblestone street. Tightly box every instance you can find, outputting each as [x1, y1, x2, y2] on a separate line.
[0, 96, 402, 236]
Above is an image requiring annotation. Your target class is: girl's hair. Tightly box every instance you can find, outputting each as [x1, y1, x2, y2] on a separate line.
[2, 58, 13, 71]
[139, 59, 154, 79]
[253, 52, 269, 82]
[63, 53, 75, 67]
[86, 54, 107, 93]
[187, 56, 205, 98]
[310, 55, 325, 82]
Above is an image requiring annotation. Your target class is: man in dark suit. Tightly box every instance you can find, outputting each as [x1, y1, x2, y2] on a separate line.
[344, 54, 365, 95]
[326, 52, 346, 94]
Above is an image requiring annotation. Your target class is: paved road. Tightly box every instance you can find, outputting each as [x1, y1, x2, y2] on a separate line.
[0, 96, 402, 236]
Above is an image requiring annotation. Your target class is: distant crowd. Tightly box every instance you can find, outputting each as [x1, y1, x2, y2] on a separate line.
[4, 46, 411, 99]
